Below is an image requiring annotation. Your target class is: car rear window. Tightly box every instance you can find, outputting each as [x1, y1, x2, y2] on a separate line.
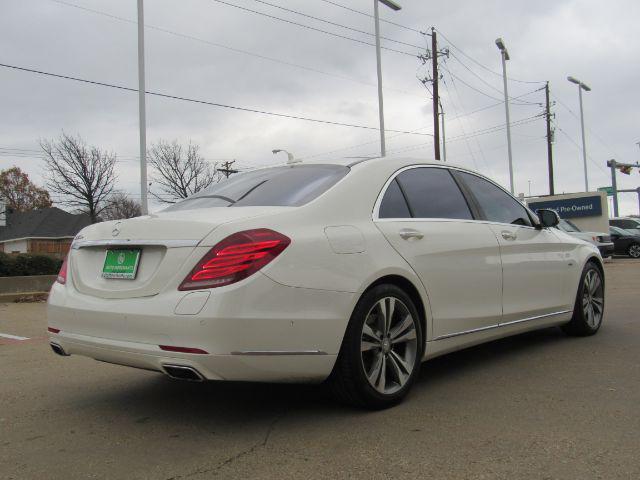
[163, 164, 349, 211]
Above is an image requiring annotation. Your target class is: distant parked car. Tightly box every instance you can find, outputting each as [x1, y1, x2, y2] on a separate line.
[556, 219, 614, 258]
[609, 226, 640, 258]
[609, 217, 640, 235]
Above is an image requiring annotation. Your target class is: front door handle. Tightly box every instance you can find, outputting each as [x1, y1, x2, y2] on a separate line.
[399, 228, 424, 241]
[501, 231, 517, 241]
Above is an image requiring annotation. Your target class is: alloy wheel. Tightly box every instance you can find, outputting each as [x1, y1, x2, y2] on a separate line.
[360, 297, 418, 395]
[582, 269, 604, 329]
[629, 244, 640, 258]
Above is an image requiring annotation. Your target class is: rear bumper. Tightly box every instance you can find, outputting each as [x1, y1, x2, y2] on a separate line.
[47, 272, 353, 383]
[48, 331, 337, 382]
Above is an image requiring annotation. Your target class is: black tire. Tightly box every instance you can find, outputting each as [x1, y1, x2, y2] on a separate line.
[627, 243, 640, 259]
[561, 262, 605, 337]
[327, 284, 423, 409]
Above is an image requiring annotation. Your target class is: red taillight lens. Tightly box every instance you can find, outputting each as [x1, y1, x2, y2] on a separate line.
[56, 255, 69, 285]
[179, 229, 291, 291]
[48, 327, 60, 334]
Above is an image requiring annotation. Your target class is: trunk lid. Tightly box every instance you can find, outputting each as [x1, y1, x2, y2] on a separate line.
[69, 207, 284, 299]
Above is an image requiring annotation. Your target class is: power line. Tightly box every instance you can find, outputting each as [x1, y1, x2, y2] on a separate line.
[442, 64, 541, 105]
[210, 0, 416, 57]
[555, 126, 608, 176]
[49, 0, 424, 98]
[0, 62, 433, 136]
[435, 27, 545, 85]
[250, 0, 423, 50]
[315, 0, 423, 34]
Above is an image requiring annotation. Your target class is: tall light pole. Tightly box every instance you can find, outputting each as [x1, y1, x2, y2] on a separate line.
[496, 38, 514, 194]
[568, 76, 591, 192]
[373, 0, 401, 157]
[137, 0, 148, 215]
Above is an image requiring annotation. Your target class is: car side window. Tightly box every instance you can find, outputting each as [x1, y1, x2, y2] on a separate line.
[457, 171, 532, 227]
[379, 178, 411, 218]
[393, 168, 473, 220]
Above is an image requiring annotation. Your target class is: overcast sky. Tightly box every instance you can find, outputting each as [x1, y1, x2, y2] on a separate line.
[1, 0, 639, 215]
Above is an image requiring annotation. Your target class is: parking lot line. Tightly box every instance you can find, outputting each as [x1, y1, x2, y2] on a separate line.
[0, 333, 30, 341]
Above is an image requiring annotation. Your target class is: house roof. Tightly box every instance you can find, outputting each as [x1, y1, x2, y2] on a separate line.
[0, 207, 91, 242]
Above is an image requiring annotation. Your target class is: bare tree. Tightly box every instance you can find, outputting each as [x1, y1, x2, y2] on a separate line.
[148, 140, 218, 203]
[102, 192, 142, 221]
[41, 133, 117, 223]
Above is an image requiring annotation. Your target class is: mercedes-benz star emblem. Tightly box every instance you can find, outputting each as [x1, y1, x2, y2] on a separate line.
[112, 222, 121, 237]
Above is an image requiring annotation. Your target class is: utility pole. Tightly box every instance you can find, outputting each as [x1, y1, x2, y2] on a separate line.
[545, 82, 555, 195]
[431, 28, 441, 161]
[218, 160, 238, 179]
[137, 0, 148, 215]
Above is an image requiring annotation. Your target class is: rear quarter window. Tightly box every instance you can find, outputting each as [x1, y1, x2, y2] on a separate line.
[163, 164, 349, 211]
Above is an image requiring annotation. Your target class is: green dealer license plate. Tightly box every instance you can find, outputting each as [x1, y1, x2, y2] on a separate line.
[102, 249, 141, 279]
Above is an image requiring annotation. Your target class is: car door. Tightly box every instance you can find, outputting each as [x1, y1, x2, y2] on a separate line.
[453, 171, 574, 323]
[374, 166, 503, 339]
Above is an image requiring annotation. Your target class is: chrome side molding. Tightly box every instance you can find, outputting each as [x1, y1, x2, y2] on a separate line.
[434, 310, 572, 341]
[230, 350, 328, 356]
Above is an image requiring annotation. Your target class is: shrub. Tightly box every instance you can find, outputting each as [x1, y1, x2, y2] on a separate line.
[0, 253, 63, 277]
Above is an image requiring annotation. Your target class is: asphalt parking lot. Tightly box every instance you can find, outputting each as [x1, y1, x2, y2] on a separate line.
[1, 259, 639, 480]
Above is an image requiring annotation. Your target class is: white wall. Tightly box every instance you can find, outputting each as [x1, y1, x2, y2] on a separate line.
[3, 239, 28, 253]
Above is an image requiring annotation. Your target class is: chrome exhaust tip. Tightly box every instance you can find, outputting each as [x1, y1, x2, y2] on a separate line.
[162, 364, 204, 382]
[50, 342, 69, 356]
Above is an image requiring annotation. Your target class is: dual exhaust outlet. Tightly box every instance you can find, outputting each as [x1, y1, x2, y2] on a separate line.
[50, 342, 204, 382]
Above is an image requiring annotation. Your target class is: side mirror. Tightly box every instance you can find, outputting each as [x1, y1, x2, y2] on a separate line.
[537, 209, 560, 228]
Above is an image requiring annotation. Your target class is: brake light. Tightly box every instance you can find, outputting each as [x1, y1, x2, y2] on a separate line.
[48, 327, 60, 334]
[57, 255, 69, 285]
[179, 229, 291, 290]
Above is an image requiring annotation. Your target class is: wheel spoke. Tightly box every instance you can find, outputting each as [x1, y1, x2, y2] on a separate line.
[362, 323, 381, 343]
[389, 350, 412, 376]
[591, 296, 604, 315]
[375, 355, 387, 391]
[384, 298, 396, 335]
[387, 352, 409, 385]
[590, 273, 601, 295]
[375, 299, 387, 335]
[389, 314, 414, 342]
[367, 352, 383, 386]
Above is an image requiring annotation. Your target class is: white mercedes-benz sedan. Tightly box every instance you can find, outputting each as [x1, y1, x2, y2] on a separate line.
[48, 157, 605, 408]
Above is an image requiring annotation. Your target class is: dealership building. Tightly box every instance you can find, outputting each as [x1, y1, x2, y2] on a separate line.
[526, 191, 610, 233]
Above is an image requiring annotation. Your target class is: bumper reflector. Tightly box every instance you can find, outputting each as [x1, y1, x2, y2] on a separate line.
[159, 345, 208, 355]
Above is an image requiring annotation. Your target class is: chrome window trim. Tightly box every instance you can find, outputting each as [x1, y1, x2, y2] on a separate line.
[433, 310, 572, 341]
[72, 239, 200, 249]
[372, 164, 539, 229]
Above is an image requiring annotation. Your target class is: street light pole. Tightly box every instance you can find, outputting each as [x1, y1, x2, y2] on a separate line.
[137, 0, 148, 215]
[496, 38, 514, 194]
[373, 0, 401, 158]
[568, 76, 591, 192]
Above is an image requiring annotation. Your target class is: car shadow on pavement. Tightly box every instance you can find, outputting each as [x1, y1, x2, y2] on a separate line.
[69, 326, 573, 424]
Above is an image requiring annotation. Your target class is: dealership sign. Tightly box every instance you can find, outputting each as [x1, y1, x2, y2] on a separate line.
[528, 195, 602, 218]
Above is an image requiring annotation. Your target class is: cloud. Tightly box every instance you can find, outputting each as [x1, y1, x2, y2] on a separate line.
[0, 0, 638, 214]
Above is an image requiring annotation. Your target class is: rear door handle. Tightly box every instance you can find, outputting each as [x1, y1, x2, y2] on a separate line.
[399, 228, 424, 241]
[501, 231, 517, 241]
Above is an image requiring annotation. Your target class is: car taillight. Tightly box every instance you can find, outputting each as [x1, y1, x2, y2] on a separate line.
[179, 229, 290, 291]
[57, 255, 69, 285]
